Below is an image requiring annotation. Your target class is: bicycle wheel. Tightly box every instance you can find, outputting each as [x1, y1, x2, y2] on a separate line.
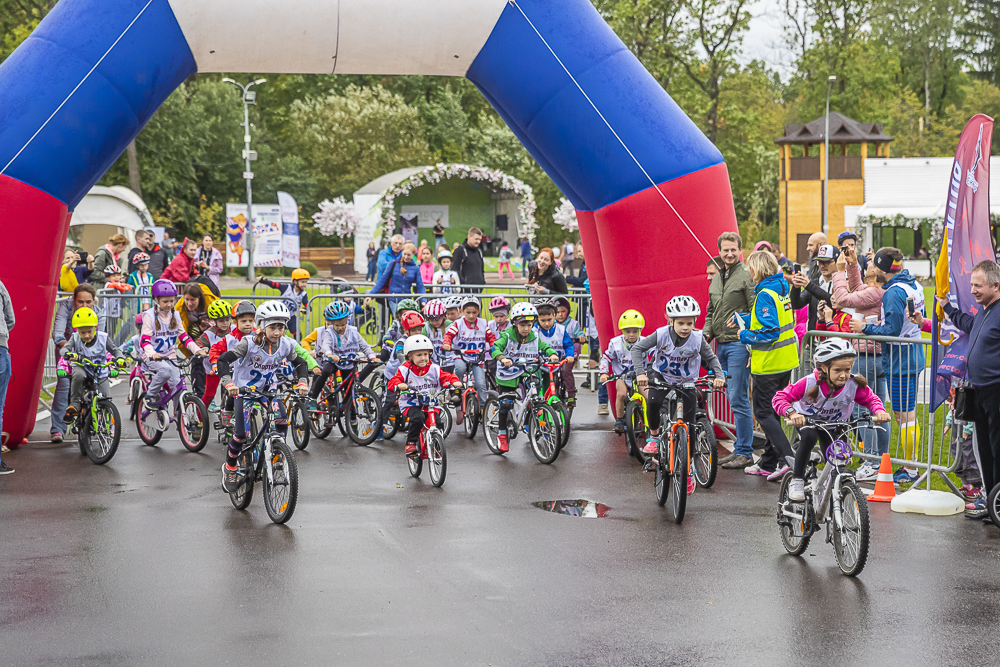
[382, 407, 400, 440]
[482, 397, 504, 455]
[670, 425, 688, 524]
[654, 439, 669, 506]
[624, 400, 647, 461]
[463, 392, 480, 439]
[548, 397, 571, 451]
[693, 417, 718, 489]
[128, 378, 142, 422]
[988, 484, 1000, 528]
[335, 403, 349, 438]
[229, 447, 256, 510]
[832, 478, 870, 576]
[309, 394, 334, 439]
[83, 399, 121, 465]
[369, 373, 386, 398]
[289, 401, 311, 450]
[262, 436, 298, 524]
[408, 448, 423, 477]
[777, 473, 812, 555]
[528, 403, 561, 464]
[346, 386, 381, 446]
[178, 395, 209, 453]
[136, 393, 163, 447]
[439, 404, 454, 440]
[428, 431, 447, 487]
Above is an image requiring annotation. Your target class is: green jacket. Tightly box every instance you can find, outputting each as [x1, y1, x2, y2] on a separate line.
[704, 261, 755, 344]
[491, 328, 556, 387]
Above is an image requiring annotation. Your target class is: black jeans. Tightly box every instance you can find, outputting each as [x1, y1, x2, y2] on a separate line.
[752, 371, 794, 472]
[403, 406, 425, 444]
[972, 382, 1000, 493]
[791, 426, 846, 479]
[645, 385, 696, 433]
[191, 361, 206, 398]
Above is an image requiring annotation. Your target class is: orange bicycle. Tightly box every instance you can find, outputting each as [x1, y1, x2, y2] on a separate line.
[643, 376, 698, 524]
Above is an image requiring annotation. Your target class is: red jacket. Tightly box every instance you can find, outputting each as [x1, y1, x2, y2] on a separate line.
[387, 361, 460, 392]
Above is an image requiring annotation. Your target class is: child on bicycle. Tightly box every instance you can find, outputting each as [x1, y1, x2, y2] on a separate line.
[62, 307, 128, 421]
[387, 335, 462, 456]
[198, 299, 231, 411]
[535, 299, 577, 408]
[491, 303, 560, 452]
[443, 295, 462, 325]
[258, 268, 310, 337]
[422, 300, 453, 373]
[140, 280, 207, 409]
[554, 296, 587, 358]
[443, 296, 495, 421]
[377, 311, 428, 439]
[599, 309, 649, 433]
[209, 300, 257, 427]
[217, 301, 309, 492]
[487, 296, 512, 338]
[632, 296, 724, 482]
[309, 301, 379, 405]
[772, 338, 890, 501]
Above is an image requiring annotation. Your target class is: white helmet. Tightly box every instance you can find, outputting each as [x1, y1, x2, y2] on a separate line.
[665, 295, 700, 318]
[813, 338, 856, 364]
[460, 296, 481, 311]
[403, 334, 434, 358]
[510, 302, 538, 323]
[255, 300, 291, 327]
[443, 295, 464, 310]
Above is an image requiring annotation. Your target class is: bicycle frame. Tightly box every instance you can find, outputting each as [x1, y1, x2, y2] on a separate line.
[237, 391, 286, 487]
[400, 390, 446, 458]
[64, 357, 119, 431]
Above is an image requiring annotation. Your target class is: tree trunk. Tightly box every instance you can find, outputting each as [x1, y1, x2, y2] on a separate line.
[127, 140, 142, 198]
[339, 236, 345, 263]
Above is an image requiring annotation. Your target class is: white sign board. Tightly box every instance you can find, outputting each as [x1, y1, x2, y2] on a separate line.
[400, 204, 449, 228]
[277, 191, 300, 268]
[226, 203, 283, 267]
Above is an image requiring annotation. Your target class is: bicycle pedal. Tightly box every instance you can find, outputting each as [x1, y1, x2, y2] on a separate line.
[642, 459, 656, 473]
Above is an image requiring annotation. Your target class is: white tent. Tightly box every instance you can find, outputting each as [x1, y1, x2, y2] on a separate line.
[352, 167, 426, 274]
[68, 185, 153, 253]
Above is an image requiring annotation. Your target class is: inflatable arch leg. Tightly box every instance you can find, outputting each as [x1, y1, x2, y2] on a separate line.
[0, 0, 736, 443]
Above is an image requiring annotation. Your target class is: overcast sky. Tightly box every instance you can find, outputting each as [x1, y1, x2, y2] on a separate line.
[737, 0, 797, 79]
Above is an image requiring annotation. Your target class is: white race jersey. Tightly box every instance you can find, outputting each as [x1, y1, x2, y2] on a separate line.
[397, 364, 442, 409]
[495, 335, 539, 382]
[448, 317, 489, 360]
[881, 281, 925, 339]
[143, 309, 186, 360]
[792, 375, 860, 422]
[600, 335, 650, 376]
[318, 324, 373, 370]
[652, 326, 703, 384]
[67, 332, 113, 377]
[232, 337, 296, 390]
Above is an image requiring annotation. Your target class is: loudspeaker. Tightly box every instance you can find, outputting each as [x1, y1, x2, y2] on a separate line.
[495, 214, 508, 231]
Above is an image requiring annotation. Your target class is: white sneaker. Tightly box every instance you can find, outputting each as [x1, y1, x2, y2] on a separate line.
[744, 463, 768, 476]
[855, 462, 878, 482]
[788, 478, 805, 501]
[766, 465, 790, 481]
[597, 404, 610, 416]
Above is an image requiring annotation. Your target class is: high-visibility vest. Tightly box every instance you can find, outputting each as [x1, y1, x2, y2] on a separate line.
[749, 287, 798, 375]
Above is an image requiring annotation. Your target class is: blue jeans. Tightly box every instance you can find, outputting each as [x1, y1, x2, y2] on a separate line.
[854, 354, 889, 456]
[715, 341, 753, 457]
[51, 375, 69, 435]
[454, 358, 487, 407]
[521, 257, 530, 276]
[0, 348, 10, 449]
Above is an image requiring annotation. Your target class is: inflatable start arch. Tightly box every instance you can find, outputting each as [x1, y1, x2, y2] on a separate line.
[0, 0, 737, 443]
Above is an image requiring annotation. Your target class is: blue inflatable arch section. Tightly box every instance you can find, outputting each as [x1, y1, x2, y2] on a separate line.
[0, 0, 737, 442]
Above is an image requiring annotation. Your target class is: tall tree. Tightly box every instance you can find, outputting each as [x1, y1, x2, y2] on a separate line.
[959, 0, 1000, 86]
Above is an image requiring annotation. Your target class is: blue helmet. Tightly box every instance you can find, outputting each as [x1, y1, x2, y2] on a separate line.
[324, 301, 351, 322]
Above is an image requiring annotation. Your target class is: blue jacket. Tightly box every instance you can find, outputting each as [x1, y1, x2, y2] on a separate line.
[863, 269, 925, 375]
[520, 240, 532, 259]
[376, 247, 402, 277]
[737, 272, 789, 346]
[536, 322, 575, 358]
[371, 258, 426, 306]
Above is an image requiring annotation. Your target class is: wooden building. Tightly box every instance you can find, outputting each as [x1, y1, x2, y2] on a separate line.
[776, 113, 893, 262]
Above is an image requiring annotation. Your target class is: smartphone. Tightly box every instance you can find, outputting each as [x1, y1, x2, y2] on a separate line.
[907, 297, 915, 316]
[793, 263, 802, 274]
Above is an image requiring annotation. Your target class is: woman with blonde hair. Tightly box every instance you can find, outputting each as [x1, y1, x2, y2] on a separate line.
[728, 249, 798, 479]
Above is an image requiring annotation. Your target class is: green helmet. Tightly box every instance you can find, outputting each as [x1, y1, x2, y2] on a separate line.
[396, 298, 420, 315]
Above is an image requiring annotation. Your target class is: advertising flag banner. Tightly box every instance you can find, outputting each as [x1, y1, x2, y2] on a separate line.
[226, 203, 250, 267]
[251, 204, 284, 267]
[932, 114, 994, 411]
[278, 191, 300, 268]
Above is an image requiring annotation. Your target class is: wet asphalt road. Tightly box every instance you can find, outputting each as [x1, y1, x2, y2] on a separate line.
[3, 386, 1000, 666]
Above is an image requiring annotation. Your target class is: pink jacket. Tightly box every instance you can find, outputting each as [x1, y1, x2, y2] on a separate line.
[794, 306, 808, 343]
[831, 262, 885, 354]
[772, 370, 886, 418]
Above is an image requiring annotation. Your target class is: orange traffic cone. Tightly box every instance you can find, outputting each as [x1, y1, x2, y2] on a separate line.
[867, 453, 896, 502]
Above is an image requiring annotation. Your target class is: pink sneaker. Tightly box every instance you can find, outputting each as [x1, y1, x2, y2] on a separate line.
[642, 440, 659, 455]
[687, 474, 696, 495]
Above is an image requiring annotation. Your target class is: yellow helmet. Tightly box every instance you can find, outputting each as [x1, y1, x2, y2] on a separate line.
[207, 299, 232, 320]
[617, 309, 645, 331]
[72, 307, 99, 329]
[291, 268, 311, 280]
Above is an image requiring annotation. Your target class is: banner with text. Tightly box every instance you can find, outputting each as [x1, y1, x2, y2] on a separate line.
[225, 203, 284, 268]
[277, 191, 300, 268]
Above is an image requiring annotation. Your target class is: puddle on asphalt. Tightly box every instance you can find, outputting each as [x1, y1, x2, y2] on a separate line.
[532, 499, 610, 518]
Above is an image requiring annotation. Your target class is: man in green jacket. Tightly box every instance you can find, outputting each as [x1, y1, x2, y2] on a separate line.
[704, 231, 756, 469]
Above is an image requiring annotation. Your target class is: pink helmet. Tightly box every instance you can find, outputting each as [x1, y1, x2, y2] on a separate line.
[423, 300, 446, 318]
[134, 313, 143, 327]
[488, 296, 511, 313]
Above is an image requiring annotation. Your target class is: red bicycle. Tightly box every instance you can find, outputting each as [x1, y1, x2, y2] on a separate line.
[401, 387, 449, 487]
[541, 358, 573, 450]
[455, 350, 488, 439]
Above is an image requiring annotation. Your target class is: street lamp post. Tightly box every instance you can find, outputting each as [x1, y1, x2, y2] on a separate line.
[823, 75, 836, 237]
[222, 77, 266, 282]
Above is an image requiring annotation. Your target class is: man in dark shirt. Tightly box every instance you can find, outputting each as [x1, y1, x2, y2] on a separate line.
[452, 227, 485, 292]
[917, 260, 1000, 516]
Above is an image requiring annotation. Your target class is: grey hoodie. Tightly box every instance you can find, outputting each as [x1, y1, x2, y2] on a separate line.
[0, 279, 15, 348]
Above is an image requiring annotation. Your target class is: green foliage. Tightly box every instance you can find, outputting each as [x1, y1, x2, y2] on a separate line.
[300, 261, 319, 276]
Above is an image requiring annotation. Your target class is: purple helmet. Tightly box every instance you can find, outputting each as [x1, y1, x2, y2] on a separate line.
[151, 279, 177, 299]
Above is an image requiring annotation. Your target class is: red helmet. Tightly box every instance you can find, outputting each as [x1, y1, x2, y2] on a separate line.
[400, 311, 426, 330]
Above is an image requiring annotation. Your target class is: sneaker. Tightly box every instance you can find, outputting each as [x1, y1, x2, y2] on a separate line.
[744, 464, 771, 476]
[787, 478, 805, 501]
[718, 452, 737, 465]
[581, 379, 592, 390]
[307, 398, 319, 411]
[965, 497, 988, 520]
[613, 418, 625, 434]
[50, 432, 63, 443]
[0, 461, 13, 475]
[687, 473, 696, 495]
[642, 439, 659, 455]
[597, 404, 609, 416]
[405, 442, 418, 456]
[455, 410, 464, 425]
[767, 465, 790, 481]
[497, 432, 509, 453]
[854, 462, 879, 482]
[207, 400, 220, 413]
[222, 464, 240, 493]
[960, 485, 983, 501]
[893, 468, 918, 484]
[721, 454, 753, 469]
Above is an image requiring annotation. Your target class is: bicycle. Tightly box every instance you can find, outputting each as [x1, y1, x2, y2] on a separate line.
[776, 417, 872, 577]
[227, 387, 300, 524]
[541, 358, 573, 450]
[453, 349, 489, 439]
[641, 376, 702, 524]
[399, 388, 450, 487]
[57, 355, 124, 465]
[602, 371, 648, 462]
[309, 359, 382, 446]
[482, 359, 563, 464]
[691, 375, 721, 489]
[276, 371, 311, 451]
[134, 357, 210, 452]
